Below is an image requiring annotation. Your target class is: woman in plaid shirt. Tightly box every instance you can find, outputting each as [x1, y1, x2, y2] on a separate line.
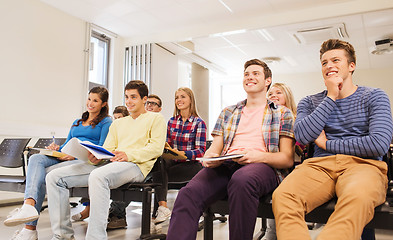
[152, 87, 207, 225]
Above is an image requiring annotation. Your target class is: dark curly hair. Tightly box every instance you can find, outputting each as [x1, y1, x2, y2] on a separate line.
[73, 87, 109, 128]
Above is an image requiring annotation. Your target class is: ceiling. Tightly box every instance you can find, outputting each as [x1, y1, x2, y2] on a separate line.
[188, 9, 393, 74]
[40, 0, 393, 75]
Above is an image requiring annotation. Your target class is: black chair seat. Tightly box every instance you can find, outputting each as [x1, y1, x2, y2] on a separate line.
[0, 175, 26, 183]
[0, 176, 26, 192]
[0, 138, 31, 193]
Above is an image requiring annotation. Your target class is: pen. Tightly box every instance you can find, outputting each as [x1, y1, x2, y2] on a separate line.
[52, 135, 55, 145]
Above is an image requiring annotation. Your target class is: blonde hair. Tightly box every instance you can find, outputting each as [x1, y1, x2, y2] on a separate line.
[173, 87, 200, 118]
[268, 83, 297, 116]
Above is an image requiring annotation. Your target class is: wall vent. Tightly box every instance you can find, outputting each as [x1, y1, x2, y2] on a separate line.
[290, 23, 349, 44]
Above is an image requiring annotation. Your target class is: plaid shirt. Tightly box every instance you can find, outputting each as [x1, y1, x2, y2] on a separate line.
[211, 99, 295, 182]
[167, 115, 207, 161]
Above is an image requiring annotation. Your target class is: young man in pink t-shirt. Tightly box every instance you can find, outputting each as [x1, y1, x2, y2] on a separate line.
[166, 59, 295, 240]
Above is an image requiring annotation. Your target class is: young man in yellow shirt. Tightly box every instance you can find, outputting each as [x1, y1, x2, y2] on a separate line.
[46, 80, 166, 240]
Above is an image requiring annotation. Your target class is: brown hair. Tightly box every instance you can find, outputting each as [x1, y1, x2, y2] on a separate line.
[244, 59, 272, 89]
[113, 106, 129, 117]
[148, 94, 162, 107]
[268, 83, 297, 116]
[74, 87, 109, 128]
[173, 87, 199, 118]
[320, 39, 356, 73]
[125, 80, 148, 99]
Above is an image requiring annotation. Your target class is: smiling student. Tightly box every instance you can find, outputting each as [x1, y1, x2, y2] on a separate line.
[105, 94, 164, 229]
[145, 94, 163, 113]
[152, 87, 206, 226]
[273, 39, 393, 240]
[71, 105, 131, 227]
[267, 83, 297, 116]
[166, 59, 295, 240]
[4, 87, 112, 240]
[45, 80, 166, 240]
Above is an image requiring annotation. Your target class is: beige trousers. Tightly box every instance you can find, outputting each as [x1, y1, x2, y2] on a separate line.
[272, 154, 388, 240]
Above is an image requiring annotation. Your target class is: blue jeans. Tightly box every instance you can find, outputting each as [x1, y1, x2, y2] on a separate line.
[46, 161, 144, 240]
[24, 154, 80, 226]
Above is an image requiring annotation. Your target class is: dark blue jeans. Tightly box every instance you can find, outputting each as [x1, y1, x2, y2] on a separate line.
[167, 161, 278, 240]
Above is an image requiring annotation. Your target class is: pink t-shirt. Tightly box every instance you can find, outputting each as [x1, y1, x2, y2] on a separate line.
[227, 105, 267, 154]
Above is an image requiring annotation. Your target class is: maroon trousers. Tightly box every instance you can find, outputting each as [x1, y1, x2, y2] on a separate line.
[167, 161, 278, 240]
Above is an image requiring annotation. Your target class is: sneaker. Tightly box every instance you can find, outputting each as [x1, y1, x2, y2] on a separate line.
[71, 212, 89, 221]
[71, 213, 82, 221]
[11, 228, 38, 240]
[106, 216, 127, 229]
[150, 221, 162, 234]
[154, 206, 171, 223]
[4, 205, 39, 227]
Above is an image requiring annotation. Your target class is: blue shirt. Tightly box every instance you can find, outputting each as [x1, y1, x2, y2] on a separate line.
[295, 86, 393, 160]
[60, 116, 112, 150]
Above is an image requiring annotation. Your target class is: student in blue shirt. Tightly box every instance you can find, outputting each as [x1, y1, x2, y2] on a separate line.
[4, 87, 112, 240]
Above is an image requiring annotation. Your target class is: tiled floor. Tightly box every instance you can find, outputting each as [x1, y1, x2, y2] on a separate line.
[1, 190, 393, 240]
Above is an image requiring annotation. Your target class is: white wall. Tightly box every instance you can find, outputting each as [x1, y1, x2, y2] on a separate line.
[0, 1, 125, 175]
[0, 0, 86, 138]
[150, 44, 179, 121]
[192, 63, 210, 131]
[107, 33, 125, 113]
[0, 0, 125, 138]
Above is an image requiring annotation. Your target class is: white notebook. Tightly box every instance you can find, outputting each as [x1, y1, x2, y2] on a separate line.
[61, 138, 114, 161]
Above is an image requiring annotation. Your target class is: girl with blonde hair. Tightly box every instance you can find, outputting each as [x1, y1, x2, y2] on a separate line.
[267, 82, 297, 116]
[152, 87, 207, 228]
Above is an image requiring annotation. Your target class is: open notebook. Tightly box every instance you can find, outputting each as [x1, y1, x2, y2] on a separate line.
[61, 138, 114, 161]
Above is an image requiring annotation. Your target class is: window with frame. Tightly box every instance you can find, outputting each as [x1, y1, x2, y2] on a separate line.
[89, 31, 110, 89]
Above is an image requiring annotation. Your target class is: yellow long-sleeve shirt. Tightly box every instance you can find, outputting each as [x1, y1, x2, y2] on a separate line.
[103, 111, 166, 177]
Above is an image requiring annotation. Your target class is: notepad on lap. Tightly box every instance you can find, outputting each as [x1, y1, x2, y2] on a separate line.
[31, 148, 68, 158]
[61, 138, 114, 161]
[162, 142, 187, 161]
